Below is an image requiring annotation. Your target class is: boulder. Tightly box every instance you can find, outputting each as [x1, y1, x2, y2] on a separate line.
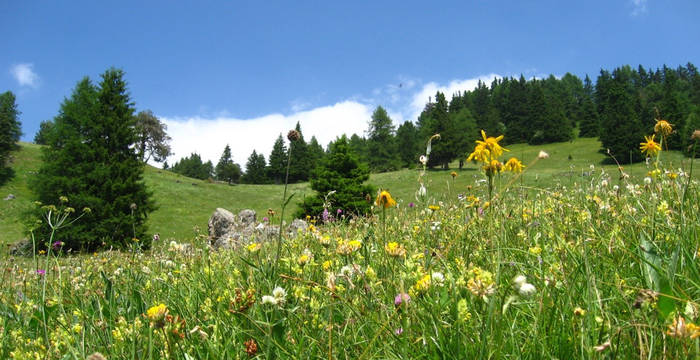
[238, 209, 256, 226]
[207, 208, 306, 250]
[208, 208, 236, 241]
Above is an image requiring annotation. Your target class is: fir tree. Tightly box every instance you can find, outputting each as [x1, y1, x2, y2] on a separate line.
[366, 106, 400, 172]
[396, 121, 421, 168]
[170, 153, 212, 179]
[0, 91, 21, 185]
[215, 144, 241, 184]
[296, 135, 374, 219]
[307, 136, 326, 172]
[288, 122, 310, 182]
[242, 150, 268, 184]
[578, 75, 600, 137]
[348, 133, 368, 163]
[266, 134, 288, 184]
[32, 69, 154, 251]
[34, 120, 54, 145]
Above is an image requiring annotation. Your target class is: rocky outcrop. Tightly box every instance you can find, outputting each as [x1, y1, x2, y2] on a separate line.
[207, 208, 307, 250]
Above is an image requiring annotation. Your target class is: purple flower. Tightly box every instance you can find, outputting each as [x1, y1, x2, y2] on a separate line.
[322, 208, 330, 222]
[394, 327, 403, 336]
[52, 241, 62, 250]
[394, 293, 411, 307]
[263, 217, 269, 222]
[36, 269, 46, 276]
[408, 202, 415, 208]
[336, 208, 343, 215]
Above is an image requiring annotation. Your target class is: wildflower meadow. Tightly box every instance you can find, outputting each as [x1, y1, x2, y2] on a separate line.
[2, 126, 699, 359]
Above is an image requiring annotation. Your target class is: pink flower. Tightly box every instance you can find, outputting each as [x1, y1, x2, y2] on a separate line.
[394, 293, 411, 307]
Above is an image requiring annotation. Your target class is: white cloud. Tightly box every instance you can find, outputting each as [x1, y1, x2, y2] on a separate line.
[161, 101, 373, 170]
[630, 0, 648, 16]
[10, 63, 39, 88]
[408, 74, 501, 122]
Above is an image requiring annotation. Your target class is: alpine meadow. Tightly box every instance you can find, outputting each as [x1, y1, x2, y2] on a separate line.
[2, 2, 700, 358]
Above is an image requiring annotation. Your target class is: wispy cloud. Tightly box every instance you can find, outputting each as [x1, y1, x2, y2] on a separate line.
[10, 63, 39, 88]
[630, 0, 648, 16]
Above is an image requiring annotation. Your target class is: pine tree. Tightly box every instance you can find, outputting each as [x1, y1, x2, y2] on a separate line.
[296, 135, 375, 219]
[266, 134, 288, 184]
[171, 153, 212, 179]
[288, 122, 310, 182]
[34, 120, 54, 145]
[32, 69, 154, 251]
[396, 121, 421, 168]
[0, 91, 21, 185]
[598, 67, 645, 164]
[242, 150, 268, 184]
[307, 136, 326, 172]
[348, 134, 368, 163]
[215, 144, 241, 184]
[366, 106, 400, 172]
[578, 75, 600, 137]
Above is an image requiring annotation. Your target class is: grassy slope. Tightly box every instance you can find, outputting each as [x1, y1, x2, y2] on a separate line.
[2, 138, 698, 244]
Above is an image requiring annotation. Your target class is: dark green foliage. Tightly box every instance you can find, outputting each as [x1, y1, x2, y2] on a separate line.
[171, 153, 213, 180]
[0, 91, 21, 185]
[348, 133, 368, 163]
[578, 75, 600, 137]
[366, 106, 400, 172]
[288, 122, 310, 182]
[242, 150, 268, 184]
[266, 134, 288, 184]
[418, 92, 459, 168]
[31, 69, 154, 251]
[683, 110, 700, 157]
[33, 120, 54, 145]
[597, 67, 645, 164]
[449, 107, 478, 163]
[134, 110, 172, 163]
[396, 121, 421, 168]
[307, 136, 326, 172]
[296, 135, 374, 219]
[215, 144, 241, 184]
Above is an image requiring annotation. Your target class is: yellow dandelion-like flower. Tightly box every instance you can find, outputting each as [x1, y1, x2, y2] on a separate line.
[411, 274, 432, 294]
[147, 304, 168, 327]
[384, 242, 407, 257]
[640, 134, 661, 157]
[483, 159, 503, 176]
[503, 157, 524, 173]
[467, 143, 490, 163]
[475, 130, 508, 159]
[428, 204, 440, 211]
[654, 119, 673, 137]
[573, 307, 586, 317]
[375, 190, 397, 208]
[450, 171, 458, 178]
[246, 243, 261, 253]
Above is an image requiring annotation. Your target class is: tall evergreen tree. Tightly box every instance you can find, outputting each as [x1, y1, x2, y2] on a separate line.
[396, 120, 421, 168]
[171, 153, 212, 179]
[578, 75, 600, 137]
[0, 91, 21, 185]
[288, 122, 310, 182]
[598, 67, 645, 163]
[307, 136, 326, 172]
[34, 120, 54, 145]
[266, 134, 288, 184]
[215, 144, 241, 184]
[417, 92, 457, 168]
[296, 135, 374, 219]
[348, 133, 368, 163]
[32, 69, 154, 251]
[366, 106, 400, 172]
[242, 150, 267, 184]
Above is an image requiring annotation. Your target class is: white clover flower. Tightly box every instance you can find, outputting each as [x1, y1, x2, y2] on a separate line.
[644, 177, 652, 185]
[513, 275, 527, 288]
[261, 295, 277, 305]
[431, 272, 445, 286]
[612, 185, 619, 192]
[272, 286, 287, 303]
[518, 283, 536, 297]
[601, 179, 608, 187]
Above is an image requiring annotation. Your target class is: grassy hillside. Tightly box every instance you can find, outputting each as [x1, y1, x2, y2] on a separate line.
[2, 138, 698, 244]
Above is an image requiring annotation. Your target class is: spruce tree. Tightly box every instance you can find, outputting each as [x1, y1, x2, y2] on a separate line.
[34, 120, 54, 145]
[396, 121, 421, 168]
[215, 144, 241, 184]
[288, 122, 310, 182]
[0, 91, 21, 185]
[348, 134, 368, 163]
[598, 67, 645, 163]
[32, 69, 154, 251]
[171, 153, 211, 179]
[366, 106, 400, 172]
[242, 150, 268, 184]
[307, 136, 326, 172]
[578, 75, 600, 137]
[266, 134, 288, 184]
[296, 135, 374, 219]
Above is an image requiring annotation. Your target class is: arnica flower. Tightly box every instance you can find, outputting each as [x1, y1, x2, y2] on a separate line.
[475, 130, 508, 159]
[640, 134, 662, 157]
[246, 243, 261, 253]
[467, 143, 490, 163]
[375, 190, 397, 208]
[503, 157, 524, 173]
[654, 119, 673, 137]
[385, 242, 407, 257]
[450, 171, 458, 179]
[483, 159, 503, 176]
[428, 204, 440, 211]
[147, 303, 168, 328]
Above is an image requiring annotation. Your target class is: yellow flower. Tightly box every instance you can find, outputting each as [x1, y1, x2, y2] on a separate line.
[483, 159, 503, 175]
[147, 304, 168, 327]
[467, 143, 490, 163]
[384, 242, 407, 257]
[640, 134, 661, 157]
[503, 157, 524, 173]
[573, 307, 586, 317]
[336, 239, 362, 255]
[450, 171, 458, 178]
[654, 119, 673, 137]
[428, 204, 440, 211]
[475, 130, 508, 159]
[375, 190, 396, 208]
[322, 260, 332, 271]
[246, 243, 261, 253]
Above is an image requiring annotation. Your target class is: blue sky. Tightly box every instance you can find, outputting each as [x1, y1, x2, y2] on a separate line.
[2, 0, 699, 166]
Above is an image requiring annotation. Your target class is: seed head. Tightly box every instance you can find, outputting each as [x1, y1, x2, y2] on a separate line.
[287, 129, 301, 141]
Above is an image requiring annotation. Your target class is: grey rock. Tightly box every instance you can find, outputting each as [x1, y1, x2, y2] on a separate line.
[287, 219, 308, 236]
[238, 209, 256, 226]
[208, 208, 237, 241]
[8, 238, 33, 256]
[208, 208, 305, 251]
